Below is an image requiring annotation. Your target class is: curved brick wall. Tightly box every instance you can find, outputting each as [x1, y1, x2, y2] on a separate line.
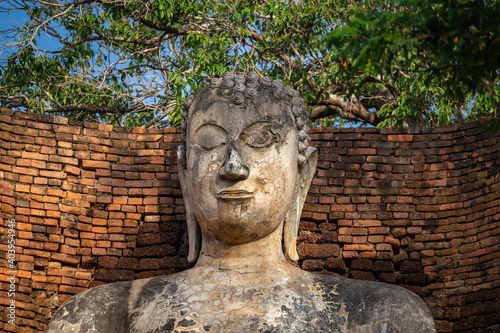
[0, 108, 499, 332]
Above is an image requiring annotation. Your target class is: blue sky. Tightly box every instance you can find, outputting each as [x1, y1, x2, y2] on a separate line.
[0, 7, 29, 29]
[0, 6, 56, 59]
[0, 8, 29, 58]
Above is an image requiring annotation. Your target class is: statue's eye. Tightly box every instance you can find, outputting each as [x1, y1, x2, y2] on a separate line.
[240, 122, 277, 148]
[193, 124, 228, 150]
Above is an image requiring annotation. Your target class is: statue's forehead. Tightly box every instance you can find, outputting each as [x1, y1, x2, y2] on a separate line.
[188, 100, 292, 135]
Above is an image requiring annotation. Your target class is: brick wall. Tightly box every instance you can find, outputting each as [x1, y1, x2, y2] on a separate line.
[0, 108, 499, 332]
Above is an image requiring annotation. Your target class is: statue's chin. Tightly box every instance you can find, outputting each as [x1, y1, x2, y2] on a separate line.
[198, 205, 284, 245]
[193, 193, 290, 245]
[201, 217, 282, 245]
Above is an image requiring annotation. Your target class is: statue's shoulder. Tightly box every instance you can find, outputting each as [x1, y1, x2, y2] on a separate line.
[45, 274, 179, 333]
[309, 273, 436, 333]
[45, 279, 134, 332]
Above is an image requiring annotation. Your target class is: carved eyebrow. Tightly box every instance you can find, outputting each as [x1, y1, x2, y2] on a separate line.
[240, 120, 273, 133]
[194, 122, 228, 135]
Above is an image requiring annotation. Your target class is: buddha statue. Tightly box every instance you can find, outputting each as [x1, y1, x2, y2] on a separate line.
[45, 72, 436, 333]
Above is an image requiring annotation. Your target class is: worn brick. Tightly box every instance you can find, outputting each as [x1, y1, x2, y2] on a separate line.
[297, 244, 340, 258]
[82, 160, 111, 170]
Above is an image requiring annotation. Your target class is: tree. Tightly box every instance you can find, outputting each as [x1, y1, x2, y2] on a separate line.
[326, 0, 500, 129]
[0, 0, 498, 129]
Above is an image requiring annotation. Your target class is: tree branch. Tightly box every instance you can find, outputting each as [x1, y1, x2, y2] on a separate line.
[310, 94, 381, 126]
[45, 104, 124, 114]
[144, 102, 176, 128]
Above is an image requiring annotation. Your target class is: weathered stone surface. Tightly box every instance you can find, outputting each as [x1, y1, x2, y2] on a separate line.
[47, 268, 435, 332]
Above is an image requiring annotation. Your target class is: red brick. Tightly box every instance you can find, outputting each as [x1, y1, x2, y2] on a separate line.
[113, 197, 127, 204]
[344, 244, 374, 251]
[64, 165, 81, 175]
[137, 149, 164, 156]
[353, 236, 368, 244]
[90, 226, 107, 234]
[339, 227, 368, 236]
[40, 170, 65, 178]
[353, 220, 381, 227]
[407, 227, 422, 234]
[375, 243, 392, 251]
[136, 134, 163, 142]
[145, 205, 159, 213]
[121, 205, 136, 212]
[351, 258, 374, 271]
[82, 160, 111, 169]
[113, 187, 128, 195]
[127, 188, 142, 196]
[52, 124, 80, 134]
[127, 197, 142, 205]
[20, 151, 49, 161]
[92, 248, 107, 256]
[297, 244, 340, 258]
[59, 285, 88, 294]
[350, 270, 376, 281]
[12, 166, 38, 176]
[387, 134, 413, 142]
[97, 240, 112, 248]
[51, 253, 80, 265]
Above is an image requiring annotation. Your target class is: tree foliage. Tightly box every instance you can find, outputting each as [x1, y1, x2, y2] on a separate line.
[0, 0, 498, 129]
[327, 0, 500, 129]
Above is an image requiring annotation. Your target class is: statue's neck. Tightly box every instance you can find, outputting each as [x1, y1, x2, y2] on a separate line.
[194, 225, 293, 283]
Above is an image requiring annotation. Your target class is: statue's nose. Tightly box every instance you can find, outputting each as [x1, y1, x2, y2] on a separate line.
[218, 142, 249, 180]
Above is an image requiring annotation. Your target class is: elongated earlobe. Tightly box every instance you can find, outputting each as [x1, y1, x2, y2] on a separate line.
[284, 146, 318, 261]
[284, 196, 301, 261]
[185, 199, 201, 263]
[176, 145, 200, 263]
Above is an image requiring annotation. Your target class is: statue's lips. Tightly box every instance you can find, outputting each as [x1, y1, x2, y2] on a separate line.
[216, 190, 254, 200]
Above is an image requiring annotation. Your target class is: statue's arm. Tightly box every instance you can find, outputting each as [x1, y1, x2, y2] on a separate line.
[384, 286, 436, 333]
[348, 283, 436, 333]
[322, 277, 436, 333]
[45, 282, 131, 333]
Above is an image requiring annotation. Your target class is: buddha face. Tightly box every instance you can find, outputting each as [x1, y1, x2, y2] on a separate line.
[184, 100, 299, 245]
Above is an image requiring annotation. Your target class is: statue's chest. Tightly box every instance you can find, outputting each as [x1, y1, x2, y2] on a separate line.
[128, 281, 348, 333]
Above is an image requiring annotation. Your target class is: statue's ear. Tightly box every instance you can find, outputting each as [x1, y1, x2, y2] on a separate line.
[284, 147, 318, 261]
[176, 144, 200, 263]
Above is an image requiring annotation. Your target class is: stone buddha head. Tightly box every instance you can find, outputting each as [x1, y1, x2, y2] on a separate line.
[176, 72, 318, 263]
